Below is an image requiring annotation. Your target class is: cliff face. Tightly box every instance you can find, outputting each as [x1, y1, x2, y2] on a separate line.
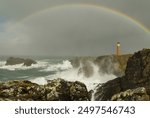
[95, 49, 150, 101]
[122, 49, 150, 93]
[95, 54, 132, 76]
[71, 54, 132, 78]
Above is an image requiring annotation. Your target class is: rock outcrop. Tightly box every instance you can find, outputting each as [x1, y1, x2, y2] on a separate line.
[94, 77, 122, 101]
[0, 78, 89, 101]
[121, 49, 150, 93]
[111, 87, 149, 101]
[95, 49, 150, 101]
[5, 57, 37, 66]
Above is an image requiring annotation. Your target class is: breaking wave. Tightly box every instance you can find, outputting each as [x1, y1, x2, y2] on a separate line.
[0, 60, 72, 71]
[40, 60, 72, 72]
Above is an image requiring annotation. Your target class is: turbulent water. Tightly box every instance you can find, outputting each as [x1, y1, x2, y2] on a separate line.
[0, 56, 116, 98]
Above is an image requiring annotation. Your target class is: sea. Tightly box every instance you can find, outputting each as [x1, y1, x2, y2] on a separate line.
[0, 56, 116, 94]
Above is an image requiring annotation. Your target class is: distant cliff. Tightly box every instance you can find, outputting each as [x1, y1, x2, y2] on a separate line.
[70, 54, 132, 78]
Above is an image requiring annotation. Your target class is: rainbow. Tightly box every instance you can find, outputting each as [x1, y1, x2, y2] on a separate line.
[19, 4, 150, 33]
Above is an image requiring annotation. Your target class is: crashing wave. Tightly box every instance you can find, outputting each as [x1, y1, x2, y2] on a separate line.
[40, 60, 73, 72]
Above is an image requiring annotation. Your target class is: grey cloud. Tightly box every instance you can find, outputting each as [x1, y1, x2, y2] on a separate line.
[0, 0, 150, 56]
[6, 6, 149, 56]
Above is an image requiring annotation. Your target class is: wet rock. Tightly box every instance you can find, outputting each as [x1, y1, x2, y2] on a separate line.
[94, 77, 121, 101]
[0, 80, 45, 101]
[0, 78, 89, 101]
[111, 87, 149, 101]
[121, 49, 150, 93]
[69, 81, 89, 101]
[46, 78, 89, 101]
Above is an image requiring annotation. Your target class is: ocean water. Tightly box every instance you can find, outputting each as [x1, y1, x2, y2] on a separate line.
[0, 56, 116, 93]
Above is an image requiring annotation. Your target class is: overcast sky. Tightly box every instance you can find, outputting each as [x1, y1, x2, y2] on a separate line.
[0, 0, 150, 56]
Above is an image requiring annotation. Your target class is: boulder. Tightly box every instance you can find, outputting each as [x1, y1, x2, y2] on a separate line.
[0, 78, 89, 101]
[95, 49, 150, 101]
[45, 78, 89, 101]
[0, 80, 45, 101]
[5, 57, 37, 66]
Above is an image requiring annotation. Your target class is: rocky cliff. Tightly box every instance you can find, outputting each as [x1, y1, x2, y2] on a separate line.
[95, 49, 150, 101]
[71, 54, 132, 77]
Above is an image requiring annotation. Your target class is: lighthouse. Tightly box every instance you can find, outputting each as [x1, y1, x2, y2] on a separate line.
[116, 42, 121, 56]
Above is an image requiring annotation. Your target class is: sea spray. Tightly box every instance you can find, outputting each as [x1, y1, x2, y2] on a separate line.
[43, 60, 116, 100]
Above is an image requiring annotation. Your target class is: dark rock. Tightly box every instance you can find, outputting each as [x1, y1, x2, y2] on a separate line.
[5, 57, 37, 66]
[121, 49, 150, 93]
[0, 78, 89, 101]
[94, 77, 122, 101]
[46, 78, 89, 101]
[0, 80, 45, 101]
[69, 81, 89, 101]
[111, 87, 149, 101]
[5, 57, 25, 65]
[95, 49, 150, 101]
[23, 59, 37, 66]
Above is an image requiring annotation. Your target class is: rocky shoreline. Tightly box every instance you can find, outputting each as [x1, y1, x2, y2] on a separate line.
[0, 78, 89, 101]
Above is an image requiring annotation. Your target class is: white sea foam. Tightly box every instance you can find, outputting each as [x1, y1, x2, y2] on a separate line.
[0, 60, 48, 71]
[30, 77, 48, 85]
[0, 61, 6, 67]
[0, 60, 72, 72]
[40, 60, 73, 72]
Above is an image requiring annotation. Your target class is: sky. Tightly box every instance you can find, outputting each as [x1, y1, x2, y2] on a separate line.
[0, 0, 150, 56]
